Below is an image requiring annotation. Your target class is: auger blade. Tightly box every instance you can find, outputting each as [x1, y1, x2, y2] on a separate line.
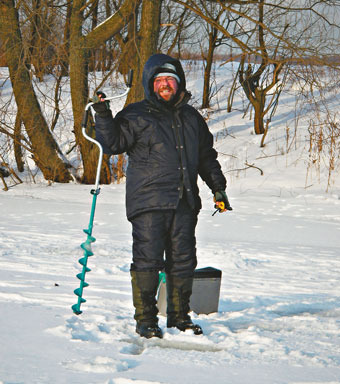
[83, 229, 96, 242]
[72, 304, 82, 315]
[81, 243, 94, 256]
[76, 274, 89, 287]
[76, 273, 85, 281]
[74, 288, 86, 299]
[78, 258, 92, 271]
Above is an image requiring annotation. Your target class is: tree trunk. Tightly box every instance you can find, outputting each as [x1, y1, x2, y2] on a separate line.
[0, 0, 71, 182]
[253, 99, 265, 135]
[202, 29, 217, 109]
[126, 0, 161, 104]
[28, 0, 44, 81]
[227, 64, 240, 113]
[60, 0, 72, 77]
[14, 113, 24, 172]
[117, 4, 139, 77]
[88, 0, 99, 72]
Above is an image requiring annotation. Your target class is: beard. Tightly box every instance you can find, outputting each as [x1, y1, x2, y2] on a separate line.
[156, 85, 176, 101]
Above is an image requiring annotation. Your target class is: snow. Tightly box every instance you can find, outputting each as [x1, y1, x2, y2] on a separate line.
[1, 62, 340, 384]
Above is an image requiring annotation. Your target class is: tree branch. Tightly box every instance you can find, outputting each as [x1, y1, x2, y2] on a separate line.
[85, 0, 141, 48]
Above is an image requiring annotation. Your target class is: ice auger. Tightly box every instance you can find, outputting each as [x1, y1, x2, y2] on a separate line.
[72, 70, 133, 315]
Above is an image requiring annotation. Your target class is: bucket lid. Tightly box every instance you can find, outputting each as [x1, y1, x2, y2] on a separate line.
[194, 267, 222, 279]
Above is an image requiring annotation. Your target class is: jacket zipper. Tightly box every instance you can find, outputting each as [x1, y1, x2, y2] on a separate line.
[172, 115, 184, 199]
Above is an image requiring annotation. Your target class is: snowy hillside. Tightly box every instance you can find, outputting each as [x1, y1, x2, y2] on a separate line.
[0, 62, 340, 384]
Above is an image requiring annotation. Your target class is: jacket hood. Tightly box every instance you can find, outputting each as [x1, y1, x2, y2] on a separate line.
[142, 54, 187, 107]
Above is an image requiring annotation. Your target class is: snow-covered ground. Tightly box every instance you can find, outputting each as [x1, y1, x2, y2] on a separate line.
[1, 62, 340, 384]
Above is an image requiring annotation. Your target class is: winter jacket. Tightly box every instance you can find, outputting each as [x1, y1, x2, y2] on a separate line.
[95, 54, 226, 220]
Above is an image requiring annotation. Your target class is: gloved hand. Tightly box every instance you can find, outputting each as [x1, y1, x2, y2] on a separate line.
[213, 191, 232, 214]
[91, 91, 111, 117]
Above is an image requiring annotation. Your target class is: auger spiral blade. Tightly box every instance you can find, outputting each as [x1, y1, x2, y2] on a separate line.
[83, 229, 96, 241]
[72, 195, 98, 315]
[72, 232, 95, 315]
[78, 257, 92, 270]
[76, 274, 89, 287]
[74, 288, 87, 299]
[71, 304, 83, 315]
[80, 242, 94, 256]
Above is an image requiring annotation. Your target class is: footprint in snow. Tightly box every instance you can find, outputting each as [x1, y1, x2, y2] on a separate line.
[62, 356, 137, 373]
[119, 332, 223, 354]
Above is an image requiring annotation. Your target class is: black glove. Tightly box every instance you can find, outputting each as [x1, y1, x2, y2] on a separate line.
[213, 191, 232, 214]
[91, 91, 111, 117]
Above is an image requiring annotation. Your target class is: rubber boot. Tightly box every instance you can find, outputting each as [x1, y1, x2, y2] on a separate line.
[130, 270, 163, 339]
[166, 274, 203, 335]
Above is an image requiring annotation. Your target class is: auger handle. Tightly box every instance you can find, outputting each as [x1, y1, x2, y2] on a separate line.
[81, 68, 133, 130]
[82, 127, 103, 191]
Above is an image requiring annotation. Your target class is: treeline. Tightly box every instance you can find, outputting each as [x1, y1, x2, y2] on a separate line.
[0, 0, 339, 185]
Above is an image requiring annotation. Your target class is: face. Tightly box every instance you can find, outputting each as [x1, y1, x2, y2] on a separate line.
[153, 76, 179, 101]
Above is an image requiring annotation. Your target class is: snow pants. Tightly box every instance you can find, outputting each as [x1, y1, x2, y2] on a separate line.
[130, 198, 198, 277]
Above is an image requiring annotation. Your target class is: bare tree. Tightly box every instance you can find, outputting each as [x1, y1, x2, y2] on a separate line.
[158, 0, 199, 58]
[0, 0, 72, 182]
[195, 1, 239, 109]
[237, 0, 285, 135]
[173, 0, 340, 136]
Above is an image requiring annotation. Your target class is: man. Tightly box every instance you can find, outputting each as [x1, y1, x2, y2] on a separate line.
[92, 53, 232, 339]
